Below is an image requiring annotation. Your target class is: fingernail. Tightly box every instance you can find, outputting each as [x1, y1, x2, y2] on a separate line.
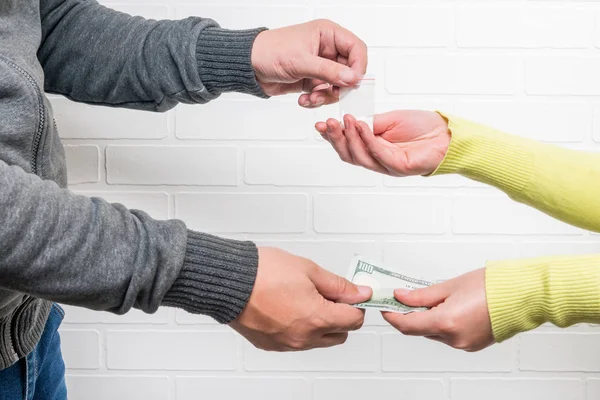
[315, 98, 325, 106]
[358, 285, 372, 298]
[340, 69, 358, 85]
[301, 99, 310, 107]
[394, 289, 410, 297]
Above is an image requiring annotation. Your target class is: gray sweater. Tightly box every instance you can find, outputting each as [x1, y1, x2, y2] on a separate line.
[0, 0, 266, 369]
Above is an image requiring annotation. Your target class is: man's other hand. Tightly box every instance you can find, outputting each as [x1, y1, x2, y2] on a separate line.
[230, 247, 372, 351]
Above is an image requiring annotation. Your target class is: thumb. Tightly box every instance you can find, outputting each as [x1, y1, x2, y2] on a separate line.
[309, 266, 372, 304]
[394, 284, 449, 308]
[296, 56, 360, 87]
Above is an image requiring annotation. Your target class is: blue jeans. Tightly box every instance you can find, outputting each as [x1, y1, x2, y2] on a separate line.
[0, 304, 67, 400]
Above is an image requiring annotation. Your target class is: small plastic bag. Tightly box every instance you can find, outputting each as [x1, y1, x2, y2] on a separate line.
[339, 75, 375, 132]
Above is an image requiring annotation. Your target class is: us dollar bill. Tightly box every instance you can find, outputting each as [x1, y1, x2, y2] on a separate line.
[346, 256, 433, 314]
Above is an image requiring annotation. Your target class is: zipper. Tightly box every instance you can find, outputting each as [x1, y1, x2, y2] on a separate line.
[0, 56, 46, 176]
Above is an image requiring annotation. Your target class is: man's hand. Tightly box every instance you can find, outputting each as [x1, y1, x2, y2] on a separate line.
[384, 269, 495, 352]
[315, 111, 450, 176]
[230, 247, 372, 351]
[251, 20, 368, 108]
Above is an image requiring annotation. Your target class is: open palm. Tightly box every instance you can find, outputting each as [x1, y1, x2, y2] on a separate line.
[316, 110, 450, 176]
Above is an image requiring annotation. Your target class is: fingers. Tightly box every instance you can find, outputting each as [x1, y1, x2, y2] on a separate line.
[330, 25, 368, 76]
[373, 111, 401, 135]
[308, 265, 372, 304]
[315, 122, 329, 140]
[394, 283, 450, 308]
[320, 302, 366, 333]
[321, 119, 354, 164]
[319, 332, 349, 348]
[383, 310, 441, 337]
[355, 121, 403, 174]
[297, 55, 360, 88]
[343, 115, 389, 174]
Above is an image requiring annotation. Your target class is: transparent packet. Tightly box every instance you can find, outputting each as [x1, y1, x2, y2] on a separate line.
[339, 74, 375, 132]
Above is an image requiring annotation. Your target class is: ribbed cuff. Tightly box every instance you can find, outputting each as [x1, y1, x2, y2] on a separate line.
[431, 112, 534, 196]
[163, 231, 259, 324]
[196, 27, 269, 98]
[486, 256, 600, 342]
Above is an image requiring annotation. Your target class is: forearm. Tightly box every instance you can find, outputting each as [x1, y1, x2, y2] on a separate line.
[39, 0, 266, 112]
[433, 112, 600, 233]
[431, 113, 600, 341]
[0, 160, 257, 323]
[485, 255, 600, 342]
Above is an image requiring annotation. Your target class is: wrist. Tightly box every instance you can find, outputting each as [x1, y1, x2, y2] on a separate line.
[486, 255, 600, 342]
[196, 27, 268, 98]
[162, 231, 259, 323]
[250, 30, 268, 88]
[430, 112, 534, 196]
[426, 113, 451, 175]
[485, 261, 548, 342]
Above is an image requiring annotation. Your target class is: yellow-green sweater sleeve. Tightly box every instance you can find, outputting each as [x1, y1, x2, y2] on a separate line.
[433, 112, 600, 342]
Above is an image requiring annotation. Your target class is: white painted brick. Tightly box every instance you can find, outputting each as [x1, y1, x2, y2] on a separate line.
[453, 195, 583, 235]
[176, 377, 310, 400]
[67, 376, 169, 400]
[592, 103, 600, 143]
[74, 191, 169, 220]
[175, 193, 307, 233]
[314, 194, 450, 234]
[382, 334, 513, 372]
[526, 57, 600, 95]
[315, 378, 445, 400]
[176, 101, 310, 141]
[383, 241, 519, 280]
[253, 240, 378, 277]
[107, 331, 238, 370]
[175, 311, 217, 325]
[519, 333, 600, 371]
[244, 332, 377, 371]
[106, 146, 237, 186]
[48, 0, 600, 389]
[450, 378, 582, 400]
[315, 6, 450, 47]
[520, 242, 600, 258]
[453, 101, 590, 143]
[175, 6, 311, 29]
[61, 305, 169, 325]
[457, 6, 592, 48]
[52, 98, 167, 139]
[595, 13, 600, 48]
[245, 146, 378, 187]
[64, 145, 99, 184]
[387, 55, 519, 95]
[587, 379, 600, 399]
[60, 330, 101, 370]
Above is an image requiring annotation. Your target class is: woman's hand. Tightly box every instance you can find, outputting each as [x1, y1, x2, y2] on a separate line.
[384, 268, 495, 352]
[315, 110, 451, 176]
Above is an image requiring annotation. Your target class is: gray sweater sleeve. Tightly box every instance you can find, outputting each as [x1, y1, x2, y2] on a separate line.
[0, 160, 258, 323]
[25, 0, 265, 322]
[38, 0, 267, 111]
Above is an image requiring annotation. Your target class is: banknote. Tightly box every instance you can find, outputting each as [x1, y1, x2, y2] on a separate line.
[346, 256, 433, 314]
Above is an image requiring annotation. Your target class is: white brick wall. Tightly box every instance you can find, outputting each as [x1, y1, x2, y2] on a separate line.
[55, 0, 600, 398]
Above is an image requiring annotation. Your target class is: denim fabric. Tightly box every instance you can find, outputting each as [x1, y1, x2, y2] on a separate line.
[0, 304, 67, 400]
